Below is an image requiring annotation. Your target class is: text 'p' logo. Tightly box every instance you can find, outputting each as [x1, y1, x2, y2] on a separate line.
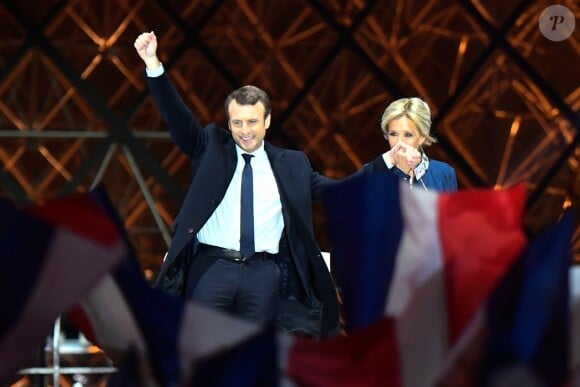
[539, 5, 575, 41]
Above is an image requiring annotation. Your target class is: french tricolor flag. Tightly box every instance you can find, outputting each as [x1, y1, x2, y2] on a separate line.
[71, 259, 263, 386]
[319, 172, 574, 386]
[278, 213, 574, 387]
[0, 194, 127, 384]
[439, 211, 572, 386]
[3, 181, 571, 385]
[68, 189, 262, 386]
[0, 189, 262, 385]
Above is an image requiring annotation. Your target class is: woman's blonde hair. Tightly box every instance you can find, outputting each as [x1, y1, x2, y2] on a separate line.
[380, 97, 437, 146]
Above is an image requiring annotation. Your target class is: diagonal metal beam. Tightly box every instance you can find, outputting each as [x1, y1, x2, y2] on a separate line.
[59, 137, 115, 196]
[430, 0, 535, 188]
[122, 145, 172, 247]
[2, 0, 184, 203]
[459, 0, 580, 209]
[152, 0, 238, 86]
[273, 0, 381, 149]
[307, 0, 405, 99]
[0, 2, 74, 201]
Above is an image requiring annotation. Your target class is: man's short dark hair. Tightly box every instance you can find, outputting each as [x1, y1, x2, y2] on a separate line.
[225, 85, 271, 120]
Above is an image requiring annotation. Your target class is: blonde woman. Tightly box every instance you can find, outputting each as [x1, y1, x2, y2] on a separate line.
[366, 97, 457, 192]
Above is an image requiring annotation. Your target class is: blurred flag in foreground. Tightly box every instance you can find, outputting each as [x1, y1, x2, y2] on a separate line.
[0, 189, 260, 386]
[325, 174, 526, 386]
[323, 173, 527, 335]
[282, 211, 574, 387]
[69, 189, 261, 386]
[322, 172, 528, 385]
[439, 212, 573, 386]
[0, 194, 127, 385]
[2, 180, 574, 386]
[191, 316, 402, 387]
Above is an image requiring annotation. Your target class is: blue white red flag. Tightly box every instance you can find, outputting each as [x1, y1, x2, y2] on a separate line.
[322, 172, 528, 385]
[439, 211, 573, 386]
[192, 318, 401, 387]
[4, 177, 572, 386]
[69, 189, 261, 386]
[0, 194, 127, 384]
[285, 212, 574, 386]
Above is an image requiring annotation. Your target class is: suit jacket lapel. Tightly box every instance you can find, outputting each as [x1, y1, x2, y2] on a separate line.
[265, 142, 292, 190]
[265, 145, 299, 223]
[224, 138, 237, 176]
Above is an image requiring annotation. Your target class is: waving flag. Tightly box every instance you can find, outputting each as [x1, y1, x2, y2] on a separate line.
[322, 172, 402, 330]
[322, 172, 528, 386]
[3, 177, 570, 386]
[481, 211, 571, 385]
[193, 317, 400, 387]
[286, 317, 400, 387]
[69, 189, 261, 386]
[181, 252, 577, 387]
[70, 257, 261, 386]
[0, 194, 127, 384]
[439, 212, 573, 386]
[84, 169, 572, 387]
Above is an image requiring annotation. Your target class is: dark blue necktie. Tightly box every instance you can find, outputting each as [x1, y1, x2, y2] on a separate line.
[240, 153, 254, 259]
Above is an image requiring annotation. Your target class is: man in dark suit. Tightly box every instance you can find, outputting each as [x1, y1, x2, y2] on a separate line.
[134, 31, 339, 338]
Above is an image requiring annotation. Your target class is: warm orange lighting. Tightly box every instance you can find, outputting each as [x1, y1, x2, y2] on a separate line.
[86, 344, 102, 354]
[563, 197, 572, 210]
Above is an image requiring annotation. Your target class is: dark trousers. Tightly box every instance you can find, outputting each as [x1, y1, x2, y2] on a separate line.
[186, 250, 281, 323]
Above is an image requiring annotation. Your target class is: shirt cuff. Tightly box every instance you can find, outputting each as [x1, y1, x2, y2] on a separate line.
[382, 152, 394, 169]
[145, 63, 165, 78]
